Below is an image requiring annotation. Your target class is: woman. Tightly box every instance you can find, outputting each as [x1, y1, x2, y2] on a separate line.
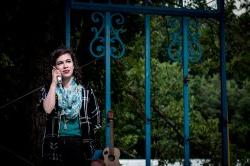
[40, 47, 103, 166]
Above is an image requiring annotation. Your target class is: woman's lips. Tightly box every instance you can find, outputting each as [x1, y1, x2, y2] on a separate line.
[63, 70, 70, 74]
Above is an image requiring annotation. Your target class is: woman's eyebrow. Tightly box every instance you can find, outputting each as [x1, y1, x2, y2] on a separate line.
[56, 58, 72, 63]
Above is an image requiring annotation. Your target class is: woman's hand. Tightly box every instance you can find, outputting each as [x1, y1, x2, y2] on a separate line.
[52, 66, 61, 85]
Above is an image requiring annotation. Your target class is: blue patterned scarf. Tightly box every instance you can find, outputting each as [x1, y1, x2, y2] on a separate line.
[56, 77, 82, 119]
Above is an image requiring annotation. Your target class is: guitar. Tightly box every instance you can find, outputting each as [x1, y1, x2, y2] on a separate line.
[103, 110, 121, 166]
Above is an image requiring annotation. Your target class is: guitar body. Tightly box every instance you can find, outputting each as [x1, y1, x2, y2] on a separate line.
[103, 110, 121, 166]
[103, 147, 121, 166]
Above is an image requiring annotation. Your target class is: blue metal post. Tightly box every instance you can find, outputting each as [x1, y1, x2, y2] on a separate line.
[145, 14, 151, 166]
[218, 0, 229, 165]
[65, 0, 71, 48]
[105, 12, 111, 147]
[182, 17, 190, 166]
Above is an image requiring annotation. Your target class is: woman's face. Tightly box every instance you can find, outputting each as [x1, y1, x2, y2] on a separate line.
[55, 53, 74, 80]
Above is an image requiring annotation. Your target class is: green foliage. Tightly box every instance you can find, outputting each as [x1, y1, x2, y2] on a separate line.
[110, 4, 250, 164]
[0, 53, 14, 68]
[1, 0, 249, 165]
[189, 74, 221, 163]
[229, 79, 250, 165]
[114, 57, 184, 161]
[190, 74, 221, 119]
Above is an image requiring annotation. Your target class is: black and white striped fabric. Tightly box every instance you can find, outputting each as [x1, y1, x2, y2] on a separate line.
[38, 84, 102, 161]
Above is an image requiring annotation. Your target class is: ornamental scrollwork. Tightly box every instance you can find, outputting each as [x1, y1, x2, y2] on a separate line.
[89, 12, 125, 59]
[167, 17, 202, 63]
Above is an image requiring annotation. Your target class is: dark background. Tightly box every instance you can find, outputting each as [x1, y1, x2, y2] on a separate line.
[0, 1, 106, 165]
[0, 0, 67, 165]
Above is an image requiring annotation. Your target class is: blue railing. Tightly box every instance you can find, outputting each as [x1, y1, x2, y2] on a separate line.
[65, 0, 228, 165]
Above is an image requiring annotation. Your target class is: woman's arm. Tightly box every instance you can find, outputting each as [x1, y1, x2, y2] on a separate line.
[42, 82, 57, 114]
[43, 67, 61, 114]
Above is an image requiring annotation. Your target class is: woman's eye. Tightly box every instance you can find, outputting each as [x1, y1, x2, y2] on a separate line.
[56, 62, 63, 65]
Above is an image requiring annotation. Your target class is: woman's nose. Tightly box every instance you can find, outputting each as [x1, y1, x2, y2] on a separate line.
[63, 63, 68, 68]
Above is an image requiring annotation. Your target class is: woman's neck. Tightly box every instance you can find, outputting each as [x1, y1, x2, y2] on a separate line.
[63, 77, 73, 89]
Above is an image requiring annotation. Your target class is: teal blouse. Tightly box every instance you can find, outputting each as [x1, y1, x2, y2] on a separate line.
[59, 116, 81, 136]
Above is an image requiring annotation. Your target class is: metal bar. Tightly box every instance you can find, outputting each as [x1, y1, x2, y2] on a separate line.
[105, 12, 111, 147]
[71, 2, 219, 18]
[145, 14, 151, 166]
[65, 0, 71, 48]
[182, 16, 190, 166]
[219, 0, 229, 165]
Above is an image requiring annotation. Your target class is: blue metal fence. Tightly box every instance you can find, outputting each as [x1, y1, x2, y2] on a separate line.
[64, 0, 228, 165]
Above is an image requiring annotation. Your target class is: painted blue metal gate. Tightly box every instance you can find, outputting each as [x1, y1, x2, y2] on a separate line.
[65, 0, 229, 165]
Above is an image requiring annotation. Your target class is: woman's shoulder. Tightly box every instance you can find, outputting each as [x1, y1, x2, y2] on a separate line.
[81, 83, 95, 91]
[81, 83, 98, 97]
